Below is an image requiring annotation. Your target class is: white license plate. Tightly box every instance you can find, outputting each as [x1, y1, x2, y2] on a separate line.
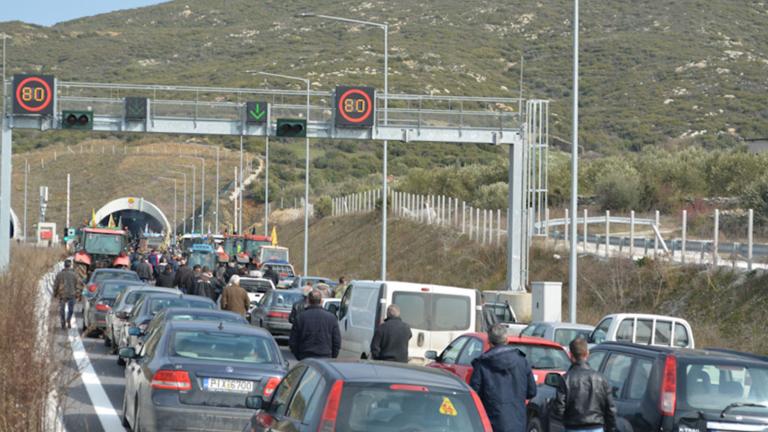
[203, 378, 254, 393]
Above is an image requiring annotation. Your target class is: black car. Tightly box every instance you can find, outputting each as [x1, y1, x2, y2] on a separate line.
[245, 359, 494, 432]
[527, 342, 768, 432]
[120, 320, 286, 432]
[82, 268, 141, 332]
[135, 307, 249, 349]
[82, 278, 144, 338]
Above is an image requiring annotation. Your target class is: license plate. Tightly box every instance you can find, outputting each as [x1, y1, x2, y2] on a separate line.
[203, 378, 254, 393]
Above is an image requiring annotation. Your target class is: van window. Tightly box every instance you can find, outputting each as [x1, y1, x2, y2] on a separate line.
[636, 319, 653, 344]
[616, 319, 633, 342]
[394, 292, 429, 329]
[603, 353, 633, 398]
[674, 323, 690, 348]
[654, 321, 672, 346]
[434, 295, 470, 331]
[591, 318, 613, 344]
[393, 292, 471, 331]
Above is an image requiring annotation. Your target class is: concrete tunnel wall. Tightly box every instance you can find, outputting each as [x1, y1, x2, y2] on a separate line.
[94, 197, 172, 238]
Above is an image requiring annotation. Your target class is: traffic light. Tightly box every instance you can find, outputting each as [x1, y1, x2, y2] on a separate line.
[276, 118, 306, 138]
[62, 110, 93, 130]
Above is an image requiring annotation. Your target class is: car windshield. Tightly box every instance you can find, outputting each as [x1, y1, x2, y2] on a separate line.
[509, 344, 571, 370]
[240, 279, 272, 293]
[394, 292, 471, 331]
[271, 292, 303, 307]
[187, 252, 216, 269]
[245, 240, 270, 255]
[171, 331, 278, 364]
[148, 298, 213, 315]
[101, 282, 140, 299]
[92, 271, 139, 283]
[84, 233, 125, 255]
[336, 383, 485, 432]
[123, 289, 165, 305]
[684, 362, 768, 413]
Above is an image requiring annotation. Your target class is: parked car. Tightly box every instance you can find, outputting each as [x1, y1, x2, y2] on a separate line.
[134, 307, 249, 350]
[245, 359, 493, 431]
[107, 286, 177, 354]
[338, 280, 480, 362]
[426, 333, 571, 384]
[120, 320, 287, 432]
[289, 276, 337, 290]
[240, 277, 275, 305]
[481, 302, 527, 335]
[527, 342, 768, 432]
[262, 260, 295, 282]
[588, 313, 695, 349]
[322, 298, 340, 316]
[81, 268, 140, 332]
[520, 321, 595, 347]
[82, 279, 144, 338]
[250, 289, 305, 337]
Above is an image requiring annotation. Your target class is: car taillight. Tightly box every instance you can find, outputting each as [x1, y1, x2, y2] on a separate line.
[318, 380, 344, 432]
[390, 384, 429, 392]
[255, 412, 274, 428]
[660, 355, 677, 416]
[470, 389, 493, 432]
[151, 370, 192, 391]
[267, 311, 289, 319]
[263, 376, 281, 398]
[95, 303, 111, 312]
[87, 283, 98, 293]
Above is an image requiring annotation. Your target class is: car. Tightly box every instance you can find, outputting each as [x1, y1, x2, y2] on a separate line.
[338, 280, 481, 362]
[322, 298, 340, 316]
[107, 286, 178, 355]
[245, 359, 494, 432]
[527, 342, 768, 432]
[122, 292, 215, 358]
[425, 332, 571, 384]
[588, 313, 695, 349]
[289, 276, 337, 290]
[520, 322, 595, 347]
[250, 289, 305, 337]
[82, 278, 144, 338]
[481, 302, 527, 335]
[81, 268, 140, 332]
[239, 277, 275, 305]
[133, 307, 249, 351]
[261, 260, 296, 282]
[120, 320, 287, 432]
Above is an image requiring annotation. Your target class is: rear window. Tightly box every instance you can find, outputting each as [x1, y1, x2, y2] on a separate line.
[336, 383, 486, 432]
[171, 331, 279, 364]
[553, 328, 591, 346]
[93, 271, 139, 283]
[509, 344, 571, 371]
[393, 292, 471, 331]
[101, 283, 139, 299]
[271, 292, 303, 307]
[240, 279, 273, 293]
[683, 362, 768, 414]
[148, 298, 213, 314]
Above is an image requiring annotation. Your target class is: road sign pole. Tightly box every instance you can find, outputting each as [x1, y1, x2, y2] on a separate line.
[66, 173, 70, 229]
[215, 146, 220, 234]
[381, 25, 388, 282]
[568, 0, 580, 323]
[0, 117, 11, 271]
[239, 136, 244, 234]
[264, 109, 270, 237]
[304, 80, 310, 276]
[201, 159, 205, 233]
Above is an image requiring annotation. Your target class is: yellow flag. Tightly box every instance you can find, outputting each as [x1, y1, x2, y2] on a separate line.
[271, 226, 278, 246]
[107, 214, 116, 228]
[90, 209, 97, 227]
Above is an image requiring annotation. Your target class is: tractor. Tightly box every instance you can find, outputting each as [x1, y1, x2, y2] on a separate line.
[73, 227, 132, 282]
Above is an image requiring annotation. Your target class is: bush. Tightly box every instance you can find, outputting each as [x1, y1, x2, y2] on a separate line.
[593, 168, 641, 211]
[314, 196, 332, 219]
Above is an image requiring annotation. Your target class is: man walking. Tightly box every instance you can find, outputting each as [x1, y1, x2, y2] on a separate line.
[289, 290, 341, 360]
[53, 260, 81, 329]
[469, 324, 537, 432]
[173, 259, 193, 293]
[551, 338, 617, 432]
[370, 305, 412, 362]
[220, 275, 250, 318]
[135, 257, 154, 283]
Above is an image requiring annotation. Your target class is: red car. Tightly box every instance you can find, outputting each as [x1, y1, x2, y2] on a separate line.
[426, 332, 571, 384]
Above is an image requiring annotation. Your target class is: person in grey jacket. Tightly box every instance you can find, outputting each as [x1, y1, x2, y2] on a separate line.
[53, 260, 81, 329]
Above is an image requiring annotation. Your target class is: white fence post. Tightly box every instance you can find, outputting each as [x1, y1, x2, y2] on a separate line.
[462, 202, 467, 234]
[476, 208, 481, 243]
[630, 210, 635, 258]
[654, 210, 660, 257]
[564, 208, 569, 242]
[544, 207, 550, 238]
[682, 210, 687, 264]
[748, 208, 754, 271]
[605, 210, 610, 257]
[496, 209, 502, 245]
[583, 209, 588, 252]
[713, 209, 720, 267]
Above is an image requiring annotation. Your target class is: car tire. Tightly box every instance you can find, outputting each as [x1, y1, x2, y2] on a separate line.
[527, 417, 543, 432]
[117, 354, 125, 367]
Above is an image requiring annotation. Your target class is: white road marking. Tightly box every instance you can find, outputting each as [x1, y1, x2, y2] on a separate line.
[68, 328, 125, 431]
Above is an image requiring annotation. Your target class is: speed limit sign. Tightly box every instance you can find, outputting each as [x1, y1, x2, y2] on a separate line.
[335, 85, 375, 128]
[13, 74, 55, 116]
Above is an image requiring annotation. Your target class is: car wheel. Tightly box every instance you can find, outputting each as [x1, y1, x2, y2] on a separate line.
[527, 417, 543, 432]
[117, 354, 125, 367]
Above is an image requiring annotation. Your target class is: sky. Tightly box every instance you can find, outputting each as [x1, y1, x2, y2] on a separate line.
[0, 1, 169, 26]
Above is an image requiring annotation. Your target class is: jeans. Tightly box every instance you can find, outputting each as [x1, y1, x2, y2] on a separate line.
[565, 429, 603, 432]
[59, 298, 76, 327]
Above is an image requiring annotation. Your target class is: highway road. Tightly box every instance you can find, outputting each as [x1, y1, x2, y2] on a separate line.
[58, 311, 296, 432]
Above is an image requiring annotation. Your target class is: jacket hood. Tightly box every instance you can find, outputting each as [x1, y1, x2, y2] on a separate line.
[479, 346, 526, 371]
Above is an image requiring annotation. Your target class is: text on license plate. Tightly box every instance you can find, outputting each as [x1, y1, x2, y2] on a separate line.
[203, 378, 254, 393]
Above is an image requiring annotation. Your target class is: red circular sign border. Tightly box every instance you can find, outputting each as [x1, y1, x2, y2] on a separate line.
[15, 76, 53, 113]
[338, 88, 373, 124]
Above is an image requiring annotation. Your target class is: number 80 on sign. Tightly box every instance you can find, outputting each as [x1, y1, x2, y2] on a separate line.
[13, 74, 55, 116]
[334, 85, 375, 128]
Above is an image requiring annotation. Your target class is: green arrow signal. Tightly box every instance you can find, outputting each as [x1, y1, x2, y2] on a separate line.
[249, 104, 265, 120]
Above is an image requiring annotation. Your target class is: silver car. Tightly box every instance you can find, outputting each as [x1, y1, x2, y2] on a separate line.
[107, 286, 178, 355]
[519, 321, 595, 347]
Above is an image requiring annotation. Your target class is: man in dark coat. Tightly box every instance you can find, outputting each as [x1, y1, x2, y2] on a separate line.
[135, 257, 154, 283]
[370, 304, 412, 362]
[470, 324, 537, 432]
[173, 260, 192, 292]
[53, 260, 81, 329]
[263, 265, 280, 287]
[551, 338, 617, 432]
[289, 290, 341, 360]
[155, 264, 176, 288]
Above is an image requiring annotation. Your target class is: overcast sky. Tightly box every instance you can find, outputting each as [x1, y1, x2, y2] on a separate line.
[0, 1, 169, 26]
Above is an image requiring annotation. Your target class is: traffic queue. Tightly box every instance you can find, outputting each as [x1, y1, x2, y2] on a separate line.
[52, 236, 768, 432]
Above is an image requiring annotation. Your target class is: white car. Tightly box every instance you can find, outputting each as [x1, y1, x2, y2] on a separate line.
[240, 277, 275, 305]
[588, 313, 695, 349]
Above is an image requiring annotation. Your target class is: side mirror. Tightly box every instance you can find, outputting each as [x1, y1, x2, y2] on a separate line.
[544, 373, 566, 390]
[245, 395, 264, 410]
[424, 350, 439, 361]
[119, 347, 137, 359]
[128, 327, 141, 336]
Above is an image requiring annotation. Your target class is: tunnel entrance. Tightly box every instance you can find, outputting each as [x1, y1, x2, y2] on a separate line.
[94, 198, 171, 239]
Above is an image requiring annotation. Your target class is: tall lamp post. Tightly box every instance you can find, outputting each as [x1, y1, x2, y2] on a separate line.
[171, 171, 188, 235]
[257, 71, 311, 277]
[569, 0, 580, 323]
[158, 176, 178, 244]
[297, 13, 389, 280]
[179, 164, 196, 233]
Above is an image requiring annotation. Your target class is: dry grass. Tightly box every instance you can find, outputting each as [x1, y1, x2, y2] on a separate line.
[0, 245, 66, 432]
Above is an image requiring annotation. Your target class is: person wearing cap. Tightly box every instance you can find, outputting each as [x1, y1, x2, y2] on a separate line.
[220, 275, 250, 317]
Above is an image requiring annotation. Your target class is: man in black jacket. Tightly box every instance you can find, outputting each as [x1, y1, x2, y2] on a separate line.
[370, 305, 412, 362]
[289, 290, 341, 360]
[470, 324, 537, 432]
[551, 338, 617, 432]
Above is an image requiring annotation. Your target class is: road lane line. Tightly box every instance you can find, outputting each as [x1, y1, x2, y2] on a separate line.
[68, 329, 125, 431]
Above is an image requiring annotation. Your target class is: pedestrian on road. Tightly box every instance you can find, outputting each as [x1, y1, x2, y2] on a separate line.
[173, 259, 193, 293]
[551, 337, 617, 432]
[220, 275, 250, 317]
[334, 276, 348, 299]
[370, 304, 412, 363]
[288, 287, 311, 325]
[135, 257, 154, 283]
[469, 324, 537, 432]
[316, 282, 333, 298]
[156, 264, 176, 288]
[289, 290, 341, 360]
[193, 267, 216, 301]
[53, 260, 81, 329]
[263, 265, 280, 287]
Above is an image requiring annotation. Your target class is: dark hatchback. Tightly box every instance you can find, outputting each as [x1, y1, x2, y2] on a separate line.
[83, 278, 144, 336]
[527, 342, 768, 432]
[245, 359, 493, 432]
[120, 320, 286, 432]
[250, 289, 304, 337]
[124, 293, 216, 351]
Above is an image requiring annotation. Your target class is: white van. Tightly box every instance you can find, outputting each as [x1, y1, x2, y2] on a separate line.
[588, 313, 695, 349]
[337, 281, 481, 362]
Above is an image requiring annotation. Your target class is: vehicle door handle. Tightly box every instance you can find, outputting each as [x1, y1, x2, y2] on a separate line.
[417, 332, 424, 347]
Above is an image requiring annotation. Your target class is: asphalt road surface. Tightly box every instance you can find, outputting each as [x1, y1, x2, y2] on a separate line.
[59, 309, 296, 432]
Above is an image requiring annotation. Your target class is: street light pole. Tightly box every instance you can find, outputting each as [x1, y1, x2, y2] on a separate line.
[180, 165, 196, 233]
[569, 0, 580, 323]
[159, 177, 178, 244]
[172, 171, 188, 235]
[215, 146, 220, 234]
[257, 71, 310, 276]
[239, 136, 244, 234]
[297, 13, 389, 280]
